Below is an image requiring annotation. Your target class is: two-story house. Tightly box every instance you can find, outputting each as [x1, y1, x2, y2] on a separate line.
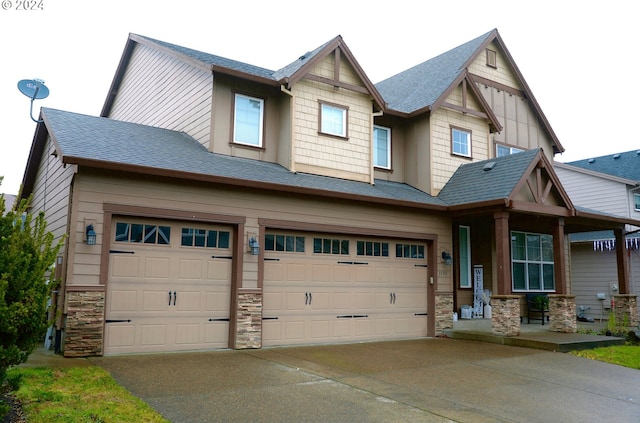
[556, 152, 640, 322]
[20, 29, 638, 357]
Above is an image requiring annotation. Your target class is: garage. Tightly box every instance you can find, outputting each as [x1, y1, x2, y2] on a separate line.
[262, 231, 429, 347]
[104, 218, 234, 355]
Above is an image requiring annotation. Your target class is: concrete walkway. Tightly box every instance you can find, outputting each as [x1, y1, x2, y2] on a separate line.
[77, 338, 640, 423]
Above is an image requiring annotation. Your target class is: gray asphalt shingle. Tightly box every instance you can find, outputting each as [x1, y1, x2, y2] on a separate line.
[566, 150, 640, 181]
[42, 108, 445, 208]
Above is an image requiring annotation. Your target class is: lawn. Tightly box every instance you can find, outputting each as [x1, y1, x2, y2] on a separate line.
[3, 366, 168, 423]
[571, 344, 640, 370]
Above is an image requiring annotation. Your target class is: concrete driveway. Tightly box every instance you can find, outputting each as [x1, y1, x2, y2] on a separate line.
[90, 338, 640, 423]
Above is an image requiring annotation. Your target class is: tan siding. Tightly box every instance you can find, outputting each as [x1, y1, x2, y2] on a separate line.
[109, 43, 213, 147]
[29, 136, 74, 247]
[291, 77, 372, 182]
[470, 41, 555, 159]
[69, 171, 452, 291]
[430, 109, 490, 195]
[570, 244, 633, 322]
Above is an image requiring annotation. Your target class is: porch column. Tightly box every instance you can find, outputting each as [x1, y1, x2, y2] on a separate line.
[494, 211, 511, 295]
[491, 295, 520, 336]
[614, 228, 630, 294]
[612, 294, 638, 328]
[553, 218, 567, 294]
[548, 294, 576, 333]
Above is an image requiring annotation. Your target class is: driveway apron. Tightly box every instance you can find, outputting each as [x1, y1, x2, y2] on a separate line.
[90, 339, 640, 423]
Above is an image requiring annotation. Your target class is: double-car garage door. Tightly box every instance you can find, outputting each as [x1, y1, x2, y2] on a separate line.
[104, 221, 430, 354]
[262, 231, 429, 347]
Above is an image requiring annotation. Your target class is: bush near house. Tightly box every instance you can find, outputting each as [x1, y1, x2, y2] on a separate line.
[0, 184, 63, 418]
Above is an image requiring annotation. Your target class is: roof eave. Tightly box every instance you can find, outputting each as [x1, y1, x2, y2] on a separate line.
[61, 156, 448, 213]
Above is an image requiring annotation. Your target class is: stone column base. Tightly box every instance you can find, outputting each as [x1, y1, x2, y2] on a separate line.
[63, 290, 105, 357]
[549, 294, 576, 333]
[234, 291, 262, 349]
[612, 295, 638, 328]
[435, 293, 454, 335]
[491, 295, 520, 336]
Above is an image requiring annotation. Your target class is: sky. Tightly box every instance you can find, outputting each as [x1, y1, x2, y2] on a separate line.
[1, 0, 638, 195]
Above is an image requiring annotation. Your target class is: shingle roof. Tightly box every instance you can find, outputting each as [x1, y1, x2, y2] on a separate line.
[437, 149, 540, 206]
[136, 34, 334, 84]
[566, 150, 640, 182]
[42, 108, 445, 208]
[375, 30, 494, 114]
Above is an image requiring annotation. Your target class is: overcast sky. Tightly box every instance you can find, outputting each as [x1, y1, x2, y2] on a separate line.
[1, 0, 637, 195]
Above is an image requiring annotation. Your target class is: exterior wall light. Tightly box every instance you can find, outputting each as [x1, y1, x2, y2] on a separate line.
[249, 236, 260, 255]
[85, 224, 97, 245]
[441, 251, 452, 265]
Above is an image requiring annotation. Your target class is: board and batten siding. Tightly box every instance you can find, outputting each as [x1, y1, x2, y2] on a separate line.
[70, 171, 452, 291]
[555, 166, 631, 218]
[108, 43, 213, 148]
[469, 40, 554, 161]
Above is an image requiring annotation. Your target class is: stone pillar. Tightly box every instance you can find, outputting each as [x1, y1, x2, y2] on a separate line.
[435, 293, 454, 334]
[549, 294, 576, 333]
[612, 295, 638, 328]
[491, 295, 520, 336]
[234, 290, 262, 349]
[64, 290, 105, 357]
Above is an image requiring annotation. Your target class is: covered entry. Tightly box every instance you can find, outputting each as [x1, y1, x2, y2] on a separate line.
[262, 230, 432, 346]
[104, 218, 234, 354]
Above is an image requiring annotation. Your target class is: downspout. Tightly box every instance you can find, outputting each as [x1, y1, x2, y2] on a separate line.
[280, 84, 295, 173]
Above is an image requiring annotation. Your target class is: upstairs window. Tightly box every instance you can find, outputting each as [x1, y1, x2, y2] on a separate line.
[496, 144, 524, 157]
[319, 102, 348, 138]
[373, 125, 391, 169]
[451, 127, 471, 158]
[634, 193, 640, 211]
[233, 93, 264, 147]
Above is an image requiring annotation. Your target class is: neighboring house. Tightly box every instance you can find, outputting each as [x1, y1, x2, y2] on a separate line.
[1, 193, 16, 213]
[556, 151, 640, 322]
[19, 29, 639, 357]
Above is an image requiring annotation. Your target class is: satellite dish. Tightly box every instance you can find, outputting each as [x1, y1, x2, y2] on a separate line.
[16, 78, 50, 123]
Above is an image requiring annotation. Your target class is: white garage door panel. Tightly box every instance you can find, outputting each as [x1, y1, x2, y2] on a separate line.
[105, 220, 233, 355]
[263, 232, 429, 347]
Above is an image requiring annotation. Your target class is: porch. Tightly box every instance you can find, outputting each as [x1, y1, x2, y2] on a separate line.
[444, 319, 626, 352]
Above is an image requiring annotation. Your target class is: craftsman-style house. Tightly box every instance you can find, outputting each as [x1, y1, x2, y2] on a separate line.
[20, 29, 639, 356]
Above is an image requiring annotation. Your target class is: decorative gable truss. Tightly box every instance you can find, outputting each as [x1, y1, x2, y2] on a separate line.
[510, 152, 574, 216]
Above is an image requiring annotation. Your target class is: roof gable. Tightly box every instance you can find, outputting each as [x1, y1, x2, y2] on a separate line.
[375, 29, 563, 153]
[438, 148, 574, 216]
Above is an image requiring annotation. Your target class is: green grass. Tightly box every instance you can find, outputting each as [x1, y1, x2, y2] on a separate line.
[572, 344, 640, 370]
[6, 366, 168, 423]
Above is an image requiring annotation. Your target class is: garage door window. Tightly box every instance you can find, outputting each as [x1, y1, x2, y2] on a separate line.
[357, 240, 389, 257]
[265, 234, 305, 252]
[314, 238, 349, 255]
[396, 243, 425, 259]
[181, 228, 230, 248]
[115, 222, 171, 245]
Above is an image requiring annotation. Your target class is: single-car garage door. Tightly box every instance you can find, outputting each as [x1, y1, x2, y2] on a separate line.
[262, 231, 429, 347]
[104, 218, 233, 355]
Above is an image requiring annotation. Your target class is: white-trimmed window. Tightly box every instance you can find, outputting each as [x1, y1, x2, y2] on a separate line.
[496, 144, 524, 157]
[634, 193, 640, 211]
[452, 127, 471, 158]
[373, 125, 391, 169]
[459, 226, 471, 288]
[320, 102, 347, 137]
[511, 231, 554, 291]
[233, 93, 264, 147]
